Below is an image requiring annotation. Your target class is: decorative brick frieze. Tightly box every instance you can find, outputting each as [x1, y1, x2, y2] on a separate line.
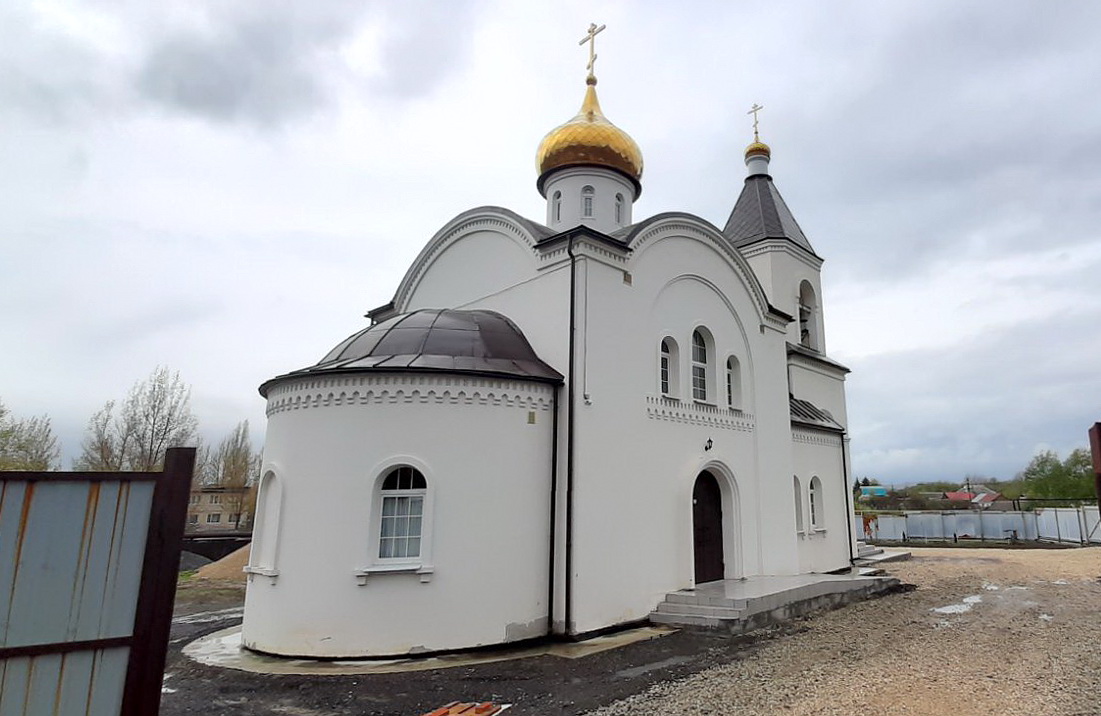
[266, 374, 556, 417]
[645, 395, 755, 432]
[792, 429, 842, 448]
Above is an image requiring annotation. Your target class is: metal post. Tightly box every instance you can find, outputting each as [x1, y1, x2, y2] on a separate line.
[122, 447, 196, 716]
[1089, 422, 1101, 515]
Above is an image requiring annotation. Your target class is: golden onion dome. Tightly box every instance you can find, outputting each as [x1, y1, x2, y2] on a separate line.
[744, 140, 771, 160]
[536, 76, 643, 196]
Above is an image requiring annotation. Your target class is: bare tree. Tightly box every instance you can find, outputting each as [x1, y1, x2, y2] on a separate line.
[0, 399, 61, 470]
[208, 420, 260, 529]
[75, 367, 198, 471]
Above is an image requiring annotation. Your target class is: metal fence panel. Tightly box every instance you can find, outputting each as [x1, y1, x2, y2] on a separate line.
[0, 448, 194, 716]
[1084, 506, 1100, 544]
[856, 507, 1095, 546]
[0, 481, 153, 649]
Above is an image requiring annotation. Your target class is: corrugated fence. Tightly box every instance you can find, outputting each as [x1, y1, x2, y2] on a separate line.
[0, 448, 193, 716]
[857, 506, 1101, 545]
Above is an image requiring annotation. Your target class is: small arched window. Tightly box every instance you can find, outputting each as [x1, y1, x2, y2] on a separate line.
[553, 190, 562, 223]
[581, 185, 595, 218]
[725, 356, 742, 409]
[379, 466, 427, 559]
[691, 330, 708, 401]
[659, 337, 680, 398]
[809, 476, 823, 529]
[793, 476, 805, 533]
[615, 193, 624, 224]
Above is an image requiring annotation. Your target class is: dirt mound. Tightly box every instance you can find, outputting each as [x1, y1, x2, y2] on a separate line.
[195, 544, 251, 582]
[178, 550, 212, 572]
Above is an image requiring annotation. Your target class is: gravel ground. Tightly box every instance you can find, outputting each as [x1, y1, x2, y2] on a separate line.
[588, 547, 1101, 716]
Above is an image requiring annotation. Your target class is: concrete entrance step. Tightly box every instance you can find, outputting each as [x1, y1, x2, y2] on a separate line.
[652, 601, 745, 619]
[853, 549, 912, 567]
[856, 540, 883, 558]
[650, 573, 899, 634]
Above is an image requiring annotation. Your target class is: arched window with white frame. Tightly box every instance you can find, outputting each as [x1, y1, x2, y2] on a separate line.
[615, 193, 624, 224]
[793, 475, 805, 533]
[809, 475, 823, 529]
[581, 185, 595, 217]
[553, 190, 562, 223]
[725, 355, 742, 409]
[691, 329, 709, 402]
[660, 337, 680, 398]
[378, 466, 427, 559]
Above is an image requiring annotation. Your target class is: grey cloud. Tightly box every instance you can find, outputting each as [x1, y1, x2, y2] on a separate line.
[134, 2, 481, 126]
[135, 5, 359, 127]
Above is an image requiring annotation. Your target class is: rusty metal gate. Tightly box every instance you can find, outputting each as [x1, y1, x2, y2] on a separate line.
[0, 447, 194, 716]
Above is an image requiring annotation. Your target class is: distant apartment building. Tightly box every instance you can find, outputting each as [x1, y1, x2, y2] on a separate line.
[187, 485, 252, 532]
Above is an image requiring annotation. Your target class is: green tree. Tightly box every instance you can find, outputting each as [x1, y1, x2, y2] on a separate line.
[0, 399, 61, 470]
[75, 367, 198, 471]
[1019, 449, 1095, 499]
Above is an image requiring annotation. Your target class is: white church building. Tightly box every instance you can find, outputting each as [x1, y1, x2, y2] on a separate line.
[242, 35, 856, 658]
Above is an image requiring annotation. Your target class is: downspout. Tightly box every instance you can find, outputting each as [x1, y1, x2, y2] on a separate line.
[841, 432, 856, 564]
[565, 233, 578, 635]
[546, 386, 559, 636]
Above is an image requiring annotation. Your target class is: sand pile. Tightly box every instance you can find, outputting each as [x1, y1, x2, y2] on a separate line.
[195, 544, 251, 582]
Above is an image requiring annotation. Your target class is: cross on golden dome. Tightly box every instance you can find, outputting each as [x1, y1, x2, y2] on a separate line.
[579, 23, 606, 79]
[744, 102, 771, 161]
[747, 103, 764, 142]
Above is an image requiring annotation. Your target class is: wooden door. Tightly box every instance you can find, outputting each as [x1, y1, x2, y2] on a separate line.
[693, 471, 725, 584]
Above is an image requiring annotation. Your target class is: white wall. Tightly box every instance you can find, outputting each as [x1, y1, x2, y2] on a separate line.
[561, 223, 801, 634]
[792, 430, 853, 573]
[243, 374, 556, 657]
[742, 242, 826, 352]
[402, 227, 535, 311]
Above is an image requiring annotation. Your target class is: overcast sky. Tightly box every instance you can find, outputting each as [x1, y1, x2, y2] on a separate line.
[3, 0, 1100, 485]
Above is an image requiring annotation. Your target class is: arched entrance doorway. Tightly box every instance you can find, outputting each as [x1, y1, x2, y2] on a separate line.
[693, 470, 725, 584]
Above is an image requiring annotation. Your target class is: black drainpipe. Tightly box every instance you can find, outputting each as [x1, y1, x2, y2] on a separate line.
[841, 431, 856, 564]
[546, 386, 559, 636]
[565, 233, 578, 635]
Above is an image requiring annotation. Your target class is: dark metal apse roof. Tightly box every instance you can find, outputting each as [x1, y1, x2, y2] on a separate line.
[260, 309, 563, 395]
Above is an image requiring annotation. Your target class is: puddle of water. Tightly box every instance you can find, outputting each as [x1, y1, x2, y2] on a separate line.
[1039, 613, 1054, 622]
[1053, 580, 1069, 585]
[932, 595, 981, 614]
[982, 583, 1000, 591]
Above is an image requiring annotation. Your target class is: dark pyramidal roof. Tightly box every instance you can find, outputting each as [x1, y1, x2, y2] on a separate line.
[722, 175, 817, 257]
[260, 309, 562, 395]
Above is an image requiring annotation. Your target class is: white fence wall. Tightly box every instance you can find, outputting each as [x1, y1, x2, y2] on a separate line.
[857, 506, 1100, 546]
